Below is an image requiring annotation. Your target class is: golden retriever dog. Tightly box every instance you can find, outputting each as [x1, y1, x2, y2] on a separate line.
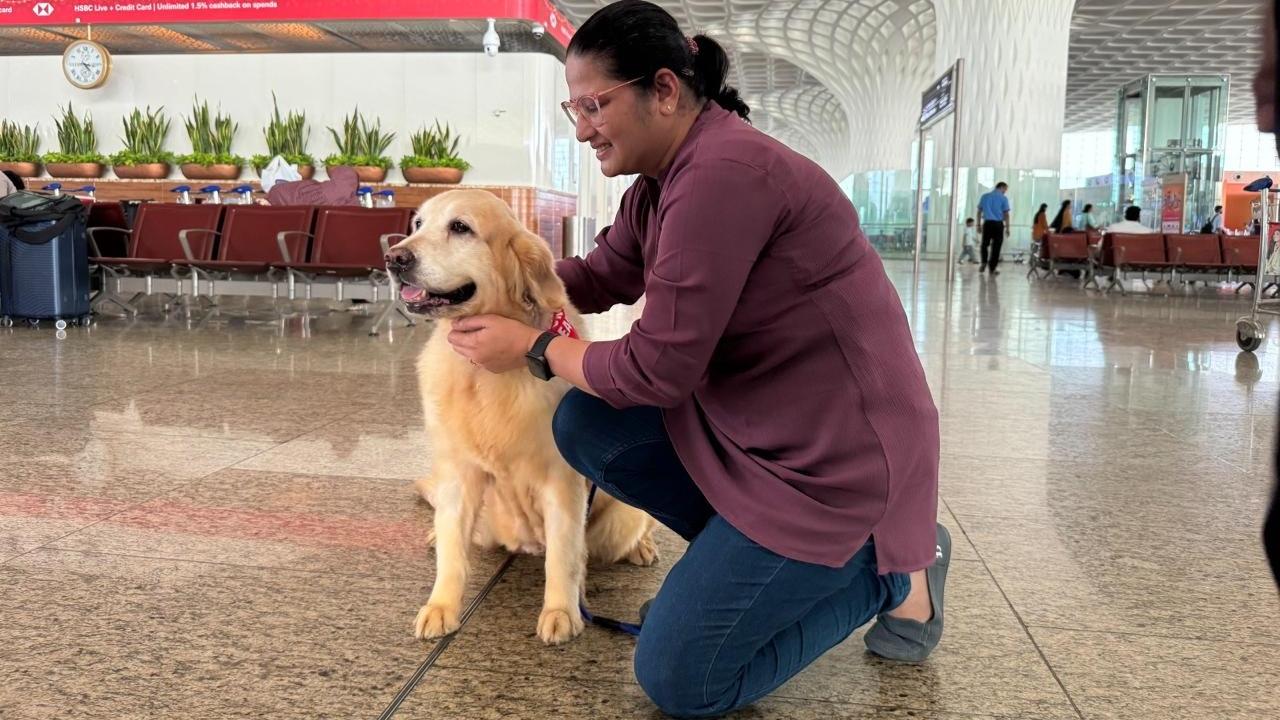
[386, 189, 658, 645]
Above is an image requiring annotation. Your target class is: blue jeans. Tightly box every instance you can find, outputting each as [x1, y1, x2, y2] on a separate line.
[553, 389, 910, 719]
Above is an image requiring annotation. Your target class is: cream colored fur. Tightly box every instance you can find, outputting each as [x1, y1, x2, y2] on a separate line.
[390, 190, 658, 645]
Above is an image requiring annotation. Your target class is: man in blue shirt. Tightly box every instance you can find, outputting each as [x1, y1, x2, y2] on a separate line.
[976, 182, 1011, 275]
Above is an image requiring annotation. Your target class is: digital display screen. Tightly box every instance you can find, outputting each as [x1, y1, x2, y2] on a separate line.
[919, 67, 956, 127]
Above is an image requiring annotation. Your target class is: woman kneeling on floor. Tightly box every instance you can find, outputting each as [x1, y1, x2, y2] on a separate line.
[444, 2, 948, 716]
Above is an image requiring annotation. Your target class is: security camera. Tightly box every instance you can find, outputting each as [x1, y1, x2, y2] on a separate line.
[531, 22, 546, 39]
[483, 18, 500, 57]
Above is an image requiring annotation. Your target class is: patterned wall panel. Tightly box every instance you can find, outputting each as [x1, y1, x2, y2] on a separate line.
[555, 1, 1262, 173]
[932, 0, 1075, 171]
[554, 0, 937, 176]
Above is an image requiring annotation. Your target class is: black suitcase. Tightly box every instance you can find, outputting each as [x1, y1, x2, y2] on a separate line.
[0, 191, 92, 327]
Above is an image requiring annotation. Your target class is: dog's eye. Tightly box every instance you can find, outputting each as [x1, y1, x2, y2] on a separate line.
[412, 216, 423, 231]
[449, 220, 472, 235]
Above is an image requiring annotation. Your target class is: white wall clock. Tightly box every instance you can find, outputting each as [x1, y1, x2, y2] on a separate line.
[63, 40, 111, 90]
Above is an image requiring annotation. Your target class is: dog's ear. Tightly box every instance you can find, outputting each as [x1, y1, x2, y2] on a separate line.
[509, 225, 567, 312]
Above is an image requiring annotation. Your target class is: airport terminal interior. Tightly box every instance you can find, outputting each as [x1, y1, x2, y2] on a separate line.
[1, 0, 1279, 718]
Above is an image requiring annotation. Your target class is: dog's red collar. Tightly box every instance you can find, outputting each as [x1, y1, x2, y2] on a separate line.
[548, 309, 579, 339]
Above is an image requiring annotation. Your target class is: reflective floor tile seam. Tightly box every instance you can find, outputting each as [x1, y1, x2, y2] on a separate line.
[937, 501, 1088, 720]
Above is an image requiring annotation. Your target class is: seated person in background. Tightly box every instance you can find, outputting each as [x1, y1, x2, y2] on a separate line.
[1, 170, 23, 198]
[1032, 203, 1049, 244]
[1049, 199, 1074, 233]
[1104, 205, 1156, 234]
[1079, 203, 1101, 231]
[260, 166, 360, 206]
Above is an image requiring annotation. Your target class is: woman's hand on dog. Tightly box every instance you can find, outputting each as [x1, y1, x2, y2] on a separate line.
[448, 315, 541, 373]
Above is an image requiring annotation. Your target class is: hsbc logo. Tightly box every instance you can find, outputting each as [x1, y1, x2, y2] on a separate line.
[33, 2, 54, 16]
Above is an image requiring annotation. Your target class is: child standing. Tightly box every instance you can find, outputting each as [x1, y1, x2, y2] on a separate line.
[958, 217, 979, 264]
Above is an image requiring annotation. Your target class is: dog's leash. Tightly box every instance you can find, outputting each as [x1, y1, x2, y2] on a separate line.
[578, 484, 643, 637]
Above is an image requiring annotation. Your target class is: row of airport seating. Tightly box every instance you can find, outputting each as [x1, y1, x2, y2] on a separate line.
[1028, 231, 1264, 294]
[86, 202, 415, 332]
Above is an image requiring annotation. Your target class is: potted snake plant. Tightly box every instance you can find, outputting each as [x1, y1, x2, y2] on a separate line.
[251, 94, 315, 180]
[44, 103, 106, 178]
[179, 98, 244, 181]
[401, 122, 471, 184]
[110, 106, 175, 180]
[324, 108, 394, 183]
[0, 120, 42, 178]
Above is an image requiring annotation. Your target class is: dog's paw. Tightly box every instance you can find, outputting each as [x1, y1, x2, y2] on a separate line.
[536, 606, 584, 645]
[413, 475, 436, 506]
[625, 534, 659, 567]
[413, 602, 461, 640]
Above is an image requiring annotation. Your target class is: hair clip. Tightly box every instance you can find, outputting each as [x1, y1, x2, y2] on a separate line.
[687, 36, 699, 55]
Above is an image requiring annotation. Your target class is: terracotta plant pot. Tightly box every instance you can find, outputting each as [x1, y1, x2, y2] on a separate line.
[0, 161, 41, 178]
[328, 165, 387, 183]
[256, 164, 315, 181]
[403, 167, 464, 184]
[46, 162, 105, 179]
[113, 163, 171, 180]
[181, 163, 242, 181]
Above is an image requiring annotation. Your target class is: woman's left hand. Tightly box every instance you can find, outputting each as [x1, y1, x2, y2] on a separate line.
[447, 315, 541, 374]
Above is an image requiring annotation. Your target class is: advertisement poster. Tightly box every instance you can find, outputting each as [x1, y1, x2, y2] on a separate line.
[1160, 173, 1186, 233]
[0, 0, 573, 44]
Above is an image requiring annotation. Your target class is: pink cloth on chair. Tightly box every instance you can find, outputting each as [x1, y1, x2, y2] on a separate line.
[266, 166, 360, 207]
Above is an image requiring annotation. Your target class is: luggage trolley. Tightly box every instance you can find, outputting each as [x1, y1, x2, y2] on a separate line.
[1236, 176, 1280, 352]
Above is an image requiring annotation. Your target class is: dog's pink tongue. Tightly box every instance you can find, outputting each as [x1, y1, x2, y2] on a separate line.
[401, 285, 426, 303]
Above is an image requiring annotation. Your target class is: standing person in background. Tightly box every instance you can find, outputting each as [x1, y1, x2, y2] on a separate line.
[1049, 200, 1074, 233]
[1212, 205, 1225, 233]
[958, 217, 980, 264]
[976, 181, 1011, 275]
[1254, 0, 1280, 589]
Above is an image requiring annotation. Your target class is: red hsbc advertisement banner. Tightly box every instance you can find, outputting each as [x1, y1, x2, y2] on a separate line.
[0, 0, 574, 44]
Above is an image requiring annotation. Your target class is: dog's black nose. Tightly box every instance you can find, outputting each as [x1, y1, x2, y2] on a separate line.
[385, 247, 416, 272]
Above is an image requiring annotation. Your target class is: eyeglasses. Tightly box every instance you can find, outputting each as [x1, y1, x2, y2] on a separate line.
[561, 77, 644, 126]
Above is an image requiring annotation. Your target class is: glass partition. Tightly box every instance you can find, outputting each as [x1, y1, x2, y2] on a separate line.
[847, 168, 919, 259]
[1116, 87, 1146, 208]
[1113, 74, 1229, 231]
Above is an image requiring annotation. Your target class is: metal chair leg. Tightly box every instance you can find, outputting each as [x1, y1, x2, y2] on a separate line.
[368, 298, 416, 336]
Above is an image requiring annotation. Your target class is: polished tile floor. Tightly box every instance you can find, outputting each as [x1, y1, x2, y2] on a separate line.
[1, 261, 1277, 719]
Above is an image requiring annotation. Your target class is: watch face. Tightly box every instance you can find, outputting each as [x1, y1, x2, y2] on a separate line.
[526, 354, 553, 381]
[65, 42, 107, 88]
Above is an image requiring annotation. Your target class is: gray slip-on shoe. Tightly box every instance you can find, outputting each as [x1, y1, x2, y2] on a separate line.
[864, 523, 951, 663]
[638, 597, 654, 627]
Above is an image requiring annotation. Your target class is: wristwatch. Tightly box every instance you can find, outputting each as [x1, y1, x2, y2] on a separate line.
[526, 331, 558, 381]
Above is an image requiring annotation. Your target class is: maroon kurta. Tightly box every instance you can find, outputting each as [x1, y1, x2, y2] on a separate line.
[556, 103, 939, 572]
